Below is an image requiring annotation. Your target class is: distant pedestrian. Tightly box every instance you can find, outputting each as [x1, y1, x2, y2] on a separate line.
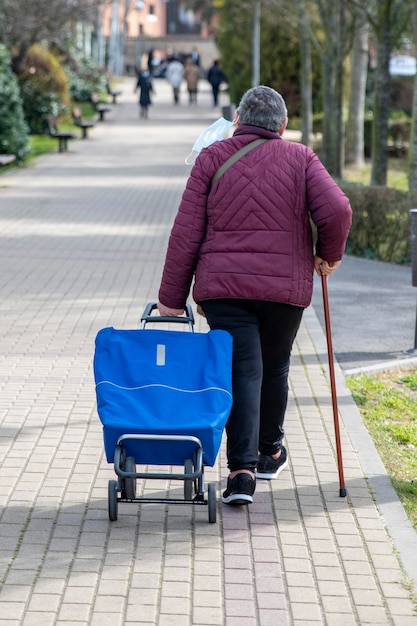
[191, 46, 200, 67]
[147, 49, 155, 76]
[184, 58, 200, 105]
[207, 59, 228, 107]
[166, 57, 184, 105]
[134, 70, 153, 119]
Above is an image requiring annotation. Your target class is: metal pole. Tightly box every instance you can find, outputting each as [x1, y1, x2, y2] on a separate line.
[135, 0, 145, 72]
[412, 295, 417, 353]
[136, 24, 143, 70]
[107, 0, 119, 75]
[405, 209, 417, 354]
[252, 0, 260, 87]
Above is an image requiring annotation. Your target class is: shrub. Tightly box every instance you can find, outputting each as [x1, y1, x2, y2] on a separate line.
[340, 183, 417, 264]
[18, 44, 70, 134]
[0, 45, 30, 163]
[64, 54, 107, 102]
[388, 118, 411, 156]
[364, 114, 411, 158]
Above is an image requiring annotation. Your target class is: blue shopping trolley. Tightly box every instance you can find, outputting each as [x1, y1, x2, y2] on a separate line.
[94, 302, 233, 522]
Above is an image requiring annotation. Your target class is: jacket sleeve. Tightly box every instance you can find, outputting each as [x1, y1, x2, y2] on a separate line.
[158, 156, 212, 309]
[306, 152, 352, 263]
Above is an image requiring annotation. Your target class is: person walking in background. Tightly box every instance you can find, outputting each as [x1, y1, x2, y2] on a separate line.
[184, 58, 200, 105]
[157, 86, 352, 506]
[165, 56, 184, 105]
[191, 46, 200, 67]
[207, 59, 228, 107]
[147, 48, 155, 76]
[134, 69, 153, 119]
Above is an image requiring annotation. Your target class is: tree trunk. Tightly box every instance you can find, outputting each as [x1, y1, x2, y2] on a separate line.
[11, 41, 30, 75]
[318, 0, 346, 177]
[298, 0, 313, 147]
[409, 4, 417, 190]
[370, 32, 391, 185]
[345, 18, 369, 166]
[107, 0, 120, 75]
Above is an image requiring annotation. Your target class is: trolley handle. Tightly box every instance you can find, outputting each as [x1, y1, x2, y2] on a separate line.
[140, 301, 195, 331]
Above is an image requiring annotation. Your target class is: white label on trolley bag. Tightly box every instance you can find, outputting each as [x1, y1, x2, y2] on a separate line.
[156, 344, 166, 366]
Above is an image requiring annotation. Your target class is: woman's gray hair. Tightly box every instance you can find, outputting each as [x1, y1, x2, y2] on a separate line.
[237, 86, 288, 132]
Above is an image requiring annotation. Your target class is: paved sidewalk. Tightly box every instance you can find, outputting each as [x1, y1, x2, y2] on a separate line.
[0, 77, 416, 626]
[311, 255, 417, 374]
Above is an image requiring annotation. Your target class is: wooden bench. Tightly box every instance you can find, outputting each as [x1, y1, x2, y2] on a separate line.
[91, 93, 112, 121]
[72, 107, 96, 139]
[106, 82, 122, 104]
[44, 117, 77, 152]
[0, 154, 16, 166]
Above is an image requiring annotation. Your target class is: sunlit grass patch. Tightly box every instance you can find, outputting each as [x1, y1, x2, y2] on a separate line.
[346, 367, 417, 530]
[343, 158, 408, 190]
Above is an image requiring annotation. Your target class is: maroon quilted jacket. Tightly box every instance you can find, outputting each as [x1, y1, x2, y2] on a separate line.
[158, 125, 352, 309]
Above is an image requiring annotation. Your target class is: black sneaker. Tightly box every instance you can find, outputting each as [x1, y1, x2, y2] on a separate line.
[222, 473, 256, 505]
[256, 446, 288, 480]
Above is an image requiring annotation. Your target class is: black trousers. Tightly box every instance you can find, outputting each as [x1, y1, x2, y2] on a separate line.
[201, 299, 304, 473]
[211, 84, 220, 106]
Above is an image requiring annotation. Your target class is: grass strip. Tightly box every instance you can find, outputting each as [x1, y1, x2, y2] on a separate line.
[346, 366, 417, 530]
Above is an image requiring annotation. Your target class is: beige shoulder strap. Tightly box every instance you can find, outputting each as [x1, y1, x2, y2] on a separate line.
[211, 138, 268, 188]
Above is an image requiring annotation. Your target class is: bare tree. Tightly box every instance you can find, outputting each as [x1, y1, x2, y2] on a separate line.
[297, 0, 313, 147]
[92, 3, 107, 67]
[0, 0, 104, 72]
[349, 0, 412, 186]
[370, 2, 396, 186]
[409, 3, 417, 190]
[345, 13, 369, 166]
[260, 0, 316, 147]
[315, 0, 350, 177]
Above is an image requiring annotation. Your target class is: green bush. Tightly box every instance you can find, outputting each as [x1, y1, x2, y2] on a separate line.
[363, 114, 410, 158]
[0, 45, 30, 163]
[18, 44, 70, 134]
[64, 54, 107, 102]
[388, 117, 411, 153]
[340, 183, 417, 264]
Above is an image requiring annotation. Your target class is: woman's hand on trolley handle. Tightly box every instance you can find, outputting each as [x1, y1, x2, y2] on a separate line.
[314, 256, 341, 277]
[157, 301, 184, 317]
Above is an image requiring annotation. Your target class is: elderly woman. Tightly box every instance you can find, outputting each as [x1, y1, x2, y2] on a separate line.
[158, 86, 352, 505]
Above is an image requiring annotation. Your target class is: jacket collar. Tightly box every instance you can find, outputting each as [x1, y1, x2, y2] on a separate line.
[233, 124, 281, 140]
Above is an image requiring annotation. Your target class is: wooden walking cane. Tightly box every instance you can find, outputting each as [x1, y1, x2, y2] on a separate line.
[321, 273, 347, 497]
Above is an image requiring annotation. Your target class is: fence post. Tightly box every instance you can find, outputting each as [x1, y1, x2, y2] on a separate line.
[222, 105, 235, 121]
[406, 209, 417, 353]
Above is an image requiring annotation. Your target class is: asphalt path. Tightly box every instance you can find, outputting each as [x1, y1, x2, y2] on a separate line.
[311, 254, 417, 374]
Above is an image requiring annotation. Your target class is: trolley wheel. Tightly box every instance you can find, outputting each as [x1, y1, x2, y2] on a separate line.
[108, 480, 118, 521]
[208, 482, 217, 523]
[124, 456, 137, 500]
[184, 459, 193, 501]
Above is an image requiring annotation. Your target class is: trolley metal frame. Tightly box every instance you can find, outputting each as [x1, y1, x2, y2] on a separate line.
[104, 303, 219, 523]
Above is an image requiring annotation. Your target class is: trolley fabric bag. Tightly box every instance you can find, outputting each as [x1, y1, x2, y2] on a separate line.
[94, 326, 233, 467]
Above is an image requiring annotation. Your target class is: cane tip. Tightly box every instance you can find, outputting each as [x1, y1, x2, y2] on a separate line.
[339, 488, 347, 498]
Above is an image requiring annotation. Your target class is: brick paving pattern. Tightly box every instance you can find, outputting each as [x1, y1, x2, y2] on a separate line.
[0, 78, 416, 625]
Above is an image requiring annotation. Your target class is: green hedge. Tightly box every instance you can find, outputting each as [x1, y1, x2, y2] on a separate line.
[0, 45, 30, 163]
[340, 183, 417, 264]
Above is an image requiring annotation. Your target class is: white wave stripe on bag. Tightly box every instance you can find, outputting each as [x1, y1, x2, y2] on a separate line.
[96, 380, 233, 399]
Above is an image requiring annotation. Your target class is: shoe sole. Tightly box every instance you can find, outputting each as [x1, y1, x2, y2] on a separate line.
[256, 456, 289, 480]
[222, 493, 253, 505]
